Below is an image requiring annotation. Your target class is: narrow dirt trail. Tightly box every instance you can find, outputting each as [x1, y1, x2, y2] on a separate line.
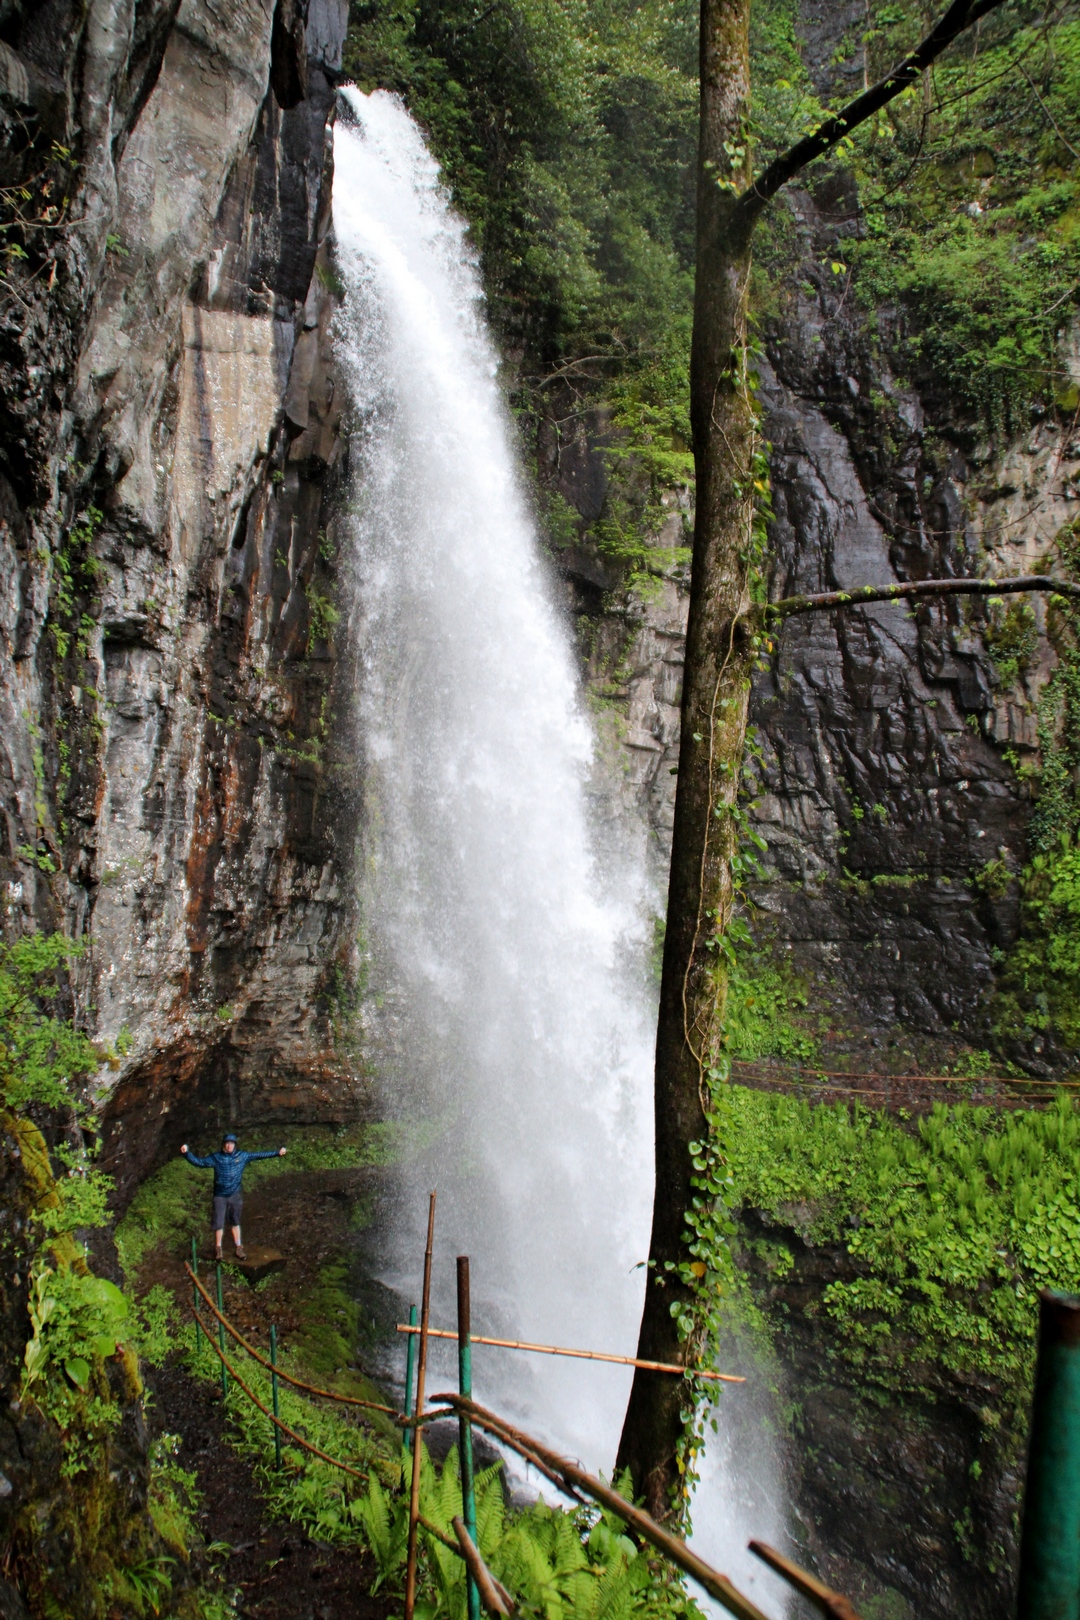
[137, 1165, 403, 1620]
[147, 1361, 392, 1620]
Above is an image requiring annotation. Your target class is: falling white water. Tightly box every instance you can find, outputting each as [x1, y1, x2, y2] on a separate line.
[331, 88, 654, 1468]
[331, 88, 795, 1610]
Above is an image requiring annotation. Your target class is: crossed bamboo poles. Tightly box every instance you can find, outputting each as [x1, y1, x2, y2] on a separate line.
[183, 1191, 865, 1620]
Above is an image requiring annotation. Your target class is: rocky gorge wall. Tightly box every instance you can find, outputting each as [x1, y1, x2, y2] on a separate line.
[531, 69, 1078, 1619]
[549, 194, 1080, 1078]
[0, 0, 363, 1203]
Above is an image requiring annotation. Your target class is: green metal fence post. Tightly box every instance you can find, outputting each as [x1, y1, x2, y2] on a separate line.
[403, 1302, 419, 1455]
[191, 1237, 202, 1357]
[457, 1256, 481, 1620]
[215, 1262, 228, 1398]
[270, 1324, 283, 1471]
[1018, 1289, 1080, 1620]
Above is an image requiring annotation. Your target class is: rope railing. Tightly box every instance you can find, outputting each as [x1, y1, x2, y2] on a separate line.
[191, 1304, 372, 1481]
[186, 1262, 401, 1415]
[183, 1226, 863, 1620]
[730, 1058, 1080, 1095]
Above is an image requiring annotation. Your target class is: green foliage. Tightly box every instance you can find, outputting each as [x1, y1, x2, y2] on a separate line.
[345, 0, 699, 589]
[148, 1433, 200, 1556]
[291, 1260, 360, 1377]
[21, 1263, 128, 1474]
[346, 0, 697, 363]
[995, 833, 1080, 1047]
[716, 1086, 1080, 1407]
[992, 586, 1080, 1049]
[50, 506, 105, 662]
[305, 581, 341, 649]
[841, 4, 1080, 430]
[721, 952, 820, 1064]
[0, 932, 100, 1112]
[132, 1284, 182, 1368]
[983, 598, 1039, 689]
[107, 1554, 175, 1618]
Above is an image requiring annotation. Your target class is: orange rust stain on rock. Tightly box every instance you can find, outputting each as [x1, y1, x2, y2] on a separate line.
[185, 735, 223, 954]
[222, 745, 246, 845]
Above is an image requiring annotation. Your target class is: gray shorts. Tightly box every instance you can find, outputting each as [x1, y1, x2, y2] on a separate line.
[212, 1193, 243, 1230]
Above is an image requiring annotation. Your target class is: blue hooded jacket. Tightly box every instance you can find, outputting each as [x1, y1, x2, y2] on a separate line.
[183, 1147, 280, 1198]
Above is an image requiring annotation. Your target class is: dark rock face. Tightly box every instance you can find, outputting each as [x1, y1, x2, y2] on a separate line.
[734, 1209, 1022, 1619]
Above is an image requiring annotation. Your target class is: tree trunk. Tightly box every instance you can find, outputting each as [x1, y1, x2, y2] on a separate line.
[616, 0, 756, 1519]
[615, 0, 1006, 1521]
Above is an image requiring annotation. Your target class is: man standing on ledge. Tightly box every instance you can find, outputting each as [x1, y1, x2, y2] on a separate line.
[180, 1134, 286, 1262]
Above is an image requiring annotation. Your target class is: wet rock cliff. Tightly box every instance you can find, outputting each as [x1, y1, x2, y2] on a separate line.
[548, 262, 1079, 1076]
[0, 0, 361, 1201]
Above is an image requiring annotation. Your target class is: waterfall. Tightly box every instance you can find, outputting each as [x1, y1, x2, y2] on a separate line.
[331, 88, 793, 1616]
[331, 89, 654, 1468]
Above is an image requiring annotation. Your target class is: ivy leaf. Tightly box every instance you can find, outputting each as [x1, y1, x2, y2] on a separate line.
[64, 1356, 90, 1389]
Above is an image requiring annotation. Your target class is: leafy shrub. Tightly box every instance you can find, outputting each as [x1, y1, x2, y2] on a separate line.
[0, 932, 100, 1111]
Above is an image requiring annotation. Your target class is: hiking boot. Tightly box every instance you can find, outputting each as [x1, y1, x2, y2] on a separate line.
[235, 1245, 246, 1260]
[214, 1249, 223, 1265]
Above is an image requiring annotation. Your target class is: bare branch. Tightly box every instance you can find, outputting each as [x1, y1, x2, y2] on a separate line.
[765, 574, 1080, 623]
[738, 0, 1007, 225]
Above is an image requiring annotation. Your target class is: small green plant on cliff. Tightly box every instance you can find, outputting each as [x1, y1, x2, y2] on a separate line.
[721, 951, 820, 1065]
[995, 834, 1080, 1048]
[305, 581, 340, 650]
[984, 598, 1040, 690]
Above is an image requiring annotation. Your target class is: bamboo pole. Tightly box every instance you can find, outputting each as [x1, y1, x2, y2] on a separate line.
[453, 1516, 513, 1616]
[396, 1324, 744, 1384]
[405, 1192, 437, 1620]
[432, 1393, 770, 1620]
[403, 1302, 419, 1455]
[215, 1262, 228, 1397]
[457, 1258, 481, 1620]
[749, 1542, 864, 1620]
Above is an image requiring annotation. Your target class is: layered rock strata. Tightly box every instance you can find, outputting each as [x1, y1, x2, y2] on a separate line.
[0, 0, 359, 1202]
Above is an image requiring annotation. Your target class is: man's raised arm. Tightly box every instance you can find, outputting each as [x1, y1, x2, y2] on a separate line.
[179, 1144, 213, 1167]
